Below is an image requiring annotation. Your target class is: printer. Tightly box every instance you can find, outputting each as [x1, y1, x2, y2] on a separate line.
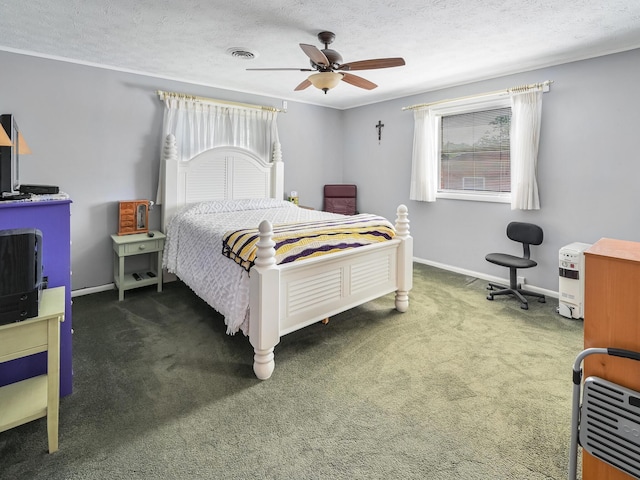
[0, 228, 43, 325]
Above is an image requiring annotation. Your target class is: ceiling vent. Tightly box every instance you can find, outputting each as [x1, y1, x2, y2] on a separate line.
[227, 47, 258, 60]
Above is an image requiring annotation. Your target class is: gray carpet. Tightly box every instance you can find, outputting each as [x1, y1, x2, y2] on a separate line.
[0, 263, 584, 479]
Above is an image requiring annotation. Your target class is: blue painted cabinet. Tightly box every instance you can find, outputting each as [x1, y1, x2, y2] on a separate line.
[0, 198, 72, 396]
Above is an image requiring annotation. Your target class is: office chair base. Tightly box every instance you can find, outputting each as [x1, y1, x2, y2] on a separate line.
[486, 282, 546, 310]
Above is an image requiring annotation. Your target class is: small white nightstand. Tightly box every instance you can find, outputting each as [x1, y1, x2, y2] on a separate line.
[111, 231, 166, 301]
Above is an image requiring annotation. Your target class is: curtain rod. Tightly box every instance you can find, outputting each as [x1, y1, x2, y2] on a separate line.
[401, 80, 553, 111]
[156, 90, 283, 113]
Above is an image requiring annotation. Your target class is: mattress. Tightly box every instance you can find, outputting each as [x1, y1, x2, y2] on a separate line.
[163, 199, 347, 335]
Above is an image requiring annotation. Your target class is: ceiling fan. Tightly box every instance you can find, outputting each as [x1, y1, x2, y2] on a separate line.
[246, 31, 405, 94]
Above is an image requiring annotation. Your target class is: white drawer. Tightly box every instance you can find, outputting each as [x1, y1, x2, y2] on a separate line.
[123, 239, 162, 254]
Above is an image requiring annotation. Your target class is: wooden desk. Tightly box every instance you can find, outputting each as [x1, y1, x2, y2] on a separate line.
[0, 287, 65, 453]
[583, 238, 640, 480]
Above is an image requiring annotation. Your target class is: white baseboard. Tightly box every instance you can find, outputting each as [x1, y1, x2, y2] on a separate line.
[71, 272, 177, 298]
[413, 257, 559, 300]
[71, 284, 115, 298]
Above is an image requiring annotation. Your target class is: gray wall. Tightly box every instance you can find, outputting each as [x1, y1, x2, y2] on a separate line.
[344, 48, 640, 292]
[0, 51, 343, 291]
[1, 47, 639, 294]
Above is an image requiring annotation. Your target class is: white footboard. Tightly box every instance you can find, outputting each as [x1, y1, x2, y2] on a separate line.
[249, 205, 412, 380]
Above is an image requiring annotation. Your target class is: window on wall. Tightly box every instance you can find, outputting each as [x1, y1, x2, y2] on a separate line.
[440, 107, 511, 198]
[409, 82, 547, 209]
[436, 99, 512, 203]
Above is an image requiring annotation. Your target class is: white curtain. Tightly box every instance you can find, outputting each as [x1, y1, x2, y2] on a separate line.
[409, 108, 438, 202]
[509, 89, 542, 210]
[156, 96, 280, 203]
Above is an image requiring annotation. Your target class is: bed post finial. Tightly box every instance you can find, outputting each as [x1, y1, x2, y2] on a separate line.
[164, 134, 177, 162]
[255, 220, 276, 267]
[395, 204, 410, 238]
[272, 141, 282, 163]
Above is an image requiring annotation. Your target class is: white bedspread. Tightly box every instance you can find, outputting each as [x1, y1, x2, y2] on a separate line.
[163, 199, 345, 335]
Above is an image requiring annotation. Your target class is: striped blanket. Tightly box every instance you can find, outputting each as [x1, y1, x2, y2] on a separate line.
[222, 214, 396, 272]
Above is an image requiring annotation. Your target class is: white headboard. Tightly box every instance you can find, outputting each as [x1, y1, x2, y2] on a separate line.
[161, 136, 284, 231]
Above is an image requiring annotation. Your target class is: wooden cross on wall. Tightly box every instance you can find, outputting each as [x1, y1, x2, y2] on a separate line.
[375, 120, 384, 144]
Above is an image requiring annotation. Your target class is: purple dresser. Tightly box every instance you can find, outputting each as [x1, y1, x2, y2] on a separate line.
[0, 198, 72, 396]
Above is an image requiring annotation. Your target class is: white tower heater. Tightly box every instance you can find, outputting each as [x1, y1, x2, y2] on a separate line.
[558, 242, 592, 319]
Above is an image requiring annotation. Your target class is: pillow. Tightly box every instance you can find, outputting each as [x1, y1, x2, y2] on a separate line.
[181, 198, 296, 216]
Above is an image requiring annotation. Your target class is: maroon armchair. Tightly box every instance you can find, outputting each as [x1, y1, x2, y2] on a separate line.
[323, 184, 358, 215]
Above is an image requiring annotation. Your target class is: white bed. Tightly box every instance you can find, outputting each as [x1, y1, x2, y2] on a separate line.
[161, 135, 413, 380]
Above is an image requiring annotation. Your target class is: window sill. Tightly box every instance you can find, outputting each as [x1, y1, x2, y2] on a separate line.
[436, 191, 511, 204]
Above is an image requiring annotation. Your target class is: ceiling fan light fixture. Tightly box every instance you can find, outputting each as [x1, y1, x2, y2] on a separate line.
[308, 72, 343, 94]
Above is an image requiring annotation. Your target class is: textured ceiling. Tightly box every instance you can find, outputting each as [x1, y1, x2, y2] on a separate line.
[1, 1, 640, 109]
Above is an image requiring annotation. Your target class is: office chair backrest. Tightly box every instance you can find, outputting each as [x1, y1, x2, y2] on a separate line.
[506, 221, 543, 259]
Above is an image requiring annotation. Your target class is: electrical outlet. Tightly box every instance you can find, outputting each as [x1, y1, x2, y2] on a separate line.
[517, 276, 526, 286]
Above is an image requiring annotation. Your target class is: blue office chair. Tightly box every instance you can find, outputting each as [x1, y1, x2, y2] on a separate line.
[485, 222, 546, 310]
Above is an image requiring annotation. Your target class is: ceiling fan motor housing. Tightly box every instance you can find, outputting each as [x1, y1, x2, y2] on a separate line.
[322, 49, 343, 69]
[310, 49, 343, 70]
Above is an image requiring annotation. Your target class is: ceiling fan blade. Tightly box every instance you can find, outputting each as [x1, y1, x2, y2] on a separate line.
[341, 73, 377, 90]
[338, 57, 405, 71]
[299, 43, 329, 66]
[246, 68, 314, 71]
[294, 79, 312, 91]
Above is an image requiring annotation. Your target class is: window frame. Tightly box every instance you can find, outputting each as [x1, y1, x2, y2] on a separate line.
[431, 94, 512, 204]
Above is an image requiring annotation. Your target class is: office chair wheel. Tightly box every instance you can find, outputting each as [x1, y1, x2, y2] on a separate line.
[538, 297, 546, 303]
[520, 303, 529, 310]
[487, 294, 494, 301]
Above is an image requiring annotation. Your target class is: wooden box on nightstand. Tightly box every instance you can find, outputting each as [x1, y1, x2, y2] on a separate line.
[118, 200, 149, 236]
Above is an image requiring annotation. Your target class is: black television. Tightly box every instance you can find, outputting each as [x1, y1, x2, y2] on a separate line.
[0, 114, 23, 195]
